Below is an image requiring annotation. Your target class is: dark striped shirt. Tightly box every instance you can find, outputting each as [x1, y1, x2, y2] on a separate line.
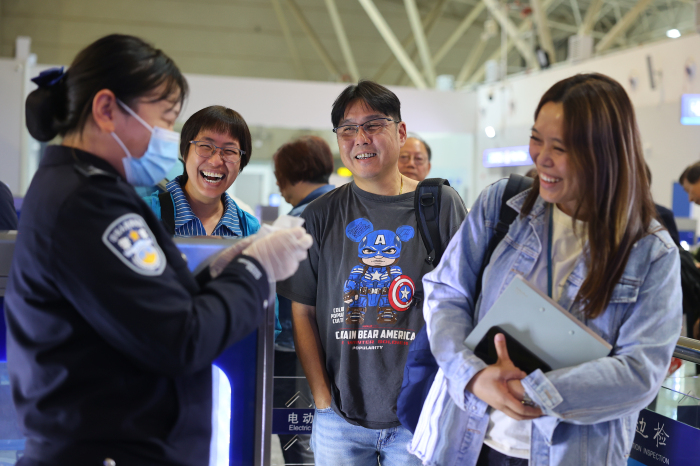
[166, 177, 243, 238]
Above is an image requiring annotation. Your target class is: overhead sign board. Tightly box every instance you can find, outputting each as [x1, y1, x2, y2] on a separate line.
[483, 145, 533, 168]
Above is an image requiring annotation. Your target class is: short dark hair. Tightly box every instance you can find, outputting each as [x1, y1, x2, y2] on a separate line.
[680, 162, 700, 184]
[331, 80, 401, 128]
[406, 134, 432, 161]
[26, 34, 187, 142]
[273, 136, 334, 188]
[179, 106, 252, 183]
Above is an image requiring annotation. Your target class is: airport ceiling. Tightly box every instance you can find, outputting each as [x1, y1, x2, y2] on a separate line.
[0, 0, 693, 89]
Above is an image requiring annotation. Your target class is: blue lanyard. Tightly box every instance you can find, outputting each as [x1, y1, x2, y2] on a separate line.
[547, 205, 554, 299]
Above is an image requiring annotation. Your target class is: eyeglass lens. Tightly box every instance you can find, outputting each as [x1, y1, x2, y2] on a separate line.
[336, 119, 393, 139]
[194, 142, 241, 163]
[399, 155, 427, 166]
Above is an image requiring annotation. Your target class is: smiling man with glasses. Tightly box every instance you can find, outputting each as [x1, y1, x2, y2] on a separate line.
[277, 80, 467, 465]
[399, 135, 432, 182]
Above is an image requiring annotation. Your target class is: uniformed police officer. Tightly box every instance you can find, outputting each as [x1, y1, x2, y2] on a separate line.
[5, 34, 312, 466]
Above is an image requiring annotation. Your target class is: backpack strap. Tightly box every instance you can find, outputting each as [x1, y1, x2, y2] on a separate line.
[158, 191, 176, 236]
[474, 174, 533, 299]
[415, 178, 450, 266]
[397, 174, 532, 435]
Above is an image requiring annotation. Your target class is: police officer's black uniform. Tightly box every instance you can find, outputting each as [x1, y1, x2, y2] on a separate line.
[0, 180, 17, 230]
[5, 145, 269, 466]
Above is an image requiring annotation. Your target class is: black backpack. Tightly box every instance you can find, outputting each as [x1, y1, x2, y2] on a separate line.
[158, 191, 176, 235]
[396, 174, 533, 433]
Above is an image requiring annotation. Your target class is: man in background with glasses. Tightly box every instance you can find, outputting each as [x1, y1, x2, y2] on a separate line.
[398, 135, 432, 182]
[277, 80, 466, 465]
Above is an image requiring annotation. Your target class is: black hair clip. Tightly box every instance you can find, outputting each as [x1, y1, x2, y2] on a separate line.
[31, 67, 65, 88]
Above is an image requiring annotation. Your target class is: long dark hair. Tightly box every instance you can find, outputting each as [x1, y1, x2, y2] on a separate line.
[26, 34, 188, 142]
[521, 73, 656, 319]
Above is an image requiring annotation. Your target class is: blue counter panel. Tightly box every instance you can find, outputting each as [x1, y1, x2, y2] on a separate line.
[214, 332, 257, 466]
[181, 240, 259, 466]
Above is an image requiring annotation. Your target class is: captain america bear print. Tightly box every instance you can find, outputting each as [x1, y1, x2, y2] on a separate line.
[343, 218, 416, 325]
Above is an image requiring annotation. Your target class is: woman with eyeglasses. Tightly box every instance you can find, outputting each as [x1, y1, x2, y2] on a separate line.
[143, 106, 260, 237]
[7, 34, 311, 466]
[143, 107, 282, 338]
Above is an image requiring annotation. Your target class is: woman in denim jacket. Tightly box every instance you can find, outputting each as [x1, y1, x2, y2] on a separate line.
[409, 74, 682, 466]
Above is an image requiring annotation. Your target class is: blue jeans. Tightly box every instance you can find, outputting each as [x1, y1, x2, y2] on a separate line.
[310, 407, 422, 466]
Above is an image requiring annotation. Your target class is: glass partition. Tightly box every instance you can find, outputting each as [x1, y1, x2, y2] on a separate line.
[270, 355, 315, 465]
[652, 360, 700, 428]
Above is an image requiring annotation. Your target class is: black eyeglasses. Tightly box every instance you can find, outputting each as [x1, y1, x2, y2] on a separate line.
[190, 140, 245, 164]
[333, 118, 399, 140]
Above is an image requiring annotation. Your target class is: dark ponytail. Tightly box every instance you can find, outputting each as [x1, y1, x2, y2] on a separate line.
[26, 34, 188, 142]
[26, 78, 68, 142]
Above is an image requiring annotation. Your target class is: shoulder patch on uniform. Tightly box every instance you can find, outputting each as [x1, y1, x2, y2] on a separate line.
[102, 213, 166, 276]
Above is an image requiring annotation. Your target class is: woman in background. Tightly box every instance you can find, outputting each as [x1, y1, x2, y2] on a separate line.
[410, 73, 682, 466]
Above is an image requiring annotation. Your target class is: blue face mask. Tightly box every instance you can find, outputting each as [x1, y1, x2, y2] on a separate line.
[111, 99, 180, 187]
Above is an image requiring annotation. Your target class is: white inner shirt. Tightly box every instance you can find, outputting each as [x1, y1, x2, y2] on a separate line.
[483, 204, 586, 459]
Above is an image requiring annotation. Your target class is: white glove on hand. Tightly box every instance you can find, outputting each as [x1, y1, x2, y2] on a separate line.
[242, 226, 313, 283]
[205, 215, 308, 280]
[207, 236, 258, 279]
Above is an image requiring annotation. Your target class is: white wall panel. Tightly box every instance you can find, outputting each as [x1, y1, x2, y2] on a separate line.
[182, 73, 476, 134]
[473, 33, 700, 208]
[0, 58, 23, 194]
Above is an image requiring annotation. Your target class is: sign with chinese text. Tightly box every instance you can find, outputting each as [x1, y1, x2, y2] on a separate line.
[628, 408, 700, 465]
[272, 408, 314, 435]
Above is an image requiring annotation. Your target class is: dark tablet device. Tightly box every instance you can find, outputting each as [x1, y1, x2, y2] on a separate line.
[474, 326, 552, 374]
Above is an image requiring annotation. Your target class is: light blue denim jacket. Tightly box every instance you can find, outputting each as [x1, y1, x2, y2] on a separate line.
[409, 179, 682, 466]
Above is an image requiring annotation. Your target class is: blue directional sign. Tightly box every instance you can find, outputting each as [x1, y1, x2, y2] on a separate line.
[628, 408, 700, 466]
[272, 408, 315, 435]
